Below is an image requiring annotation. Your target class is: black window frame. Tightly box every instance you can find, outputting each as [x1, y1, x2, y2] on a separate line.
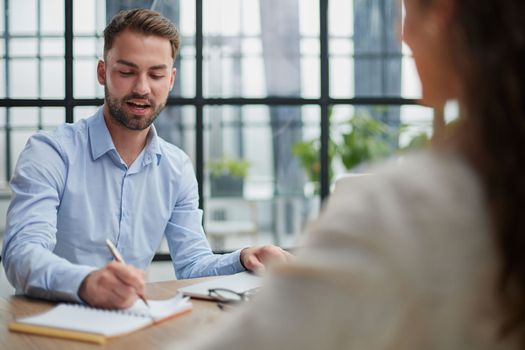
[0, 0, 421, 257]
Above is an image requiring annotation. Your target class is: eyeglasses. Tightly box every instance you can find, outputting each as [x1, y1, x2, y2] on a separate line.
[208, 288, 259, 311]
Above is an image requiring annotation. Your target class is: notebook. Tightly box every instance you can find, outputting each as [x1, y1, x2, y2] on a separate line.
[179, 272, 263, 301]
[9, 294, 192, 344]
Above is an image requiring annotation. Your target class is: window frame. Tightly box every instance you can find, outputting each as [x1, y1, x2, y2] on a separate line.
[0, 0, 421, 257]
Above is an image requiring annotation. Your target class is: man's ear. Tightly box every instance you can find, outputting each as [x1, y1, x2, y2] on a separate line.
[97, 60, 106, 85]
[169, 68, 177, 91]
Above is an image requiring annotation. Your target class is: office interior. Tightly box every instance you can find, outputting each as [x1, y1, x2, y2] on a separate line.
[0, 0, 456, 297]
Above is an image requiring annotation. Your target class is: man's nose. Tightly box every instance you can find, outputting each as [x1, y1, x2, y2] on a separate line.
[133, 74, 151, 95]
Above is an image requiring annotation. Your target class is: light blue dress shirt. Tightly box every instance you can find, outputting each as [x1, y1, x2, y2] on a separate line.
[2, 108, 244, 302]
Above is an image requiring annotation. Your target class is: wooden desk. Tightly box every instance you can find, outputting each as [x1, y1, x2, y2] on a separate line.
[0, 277, 230, 349]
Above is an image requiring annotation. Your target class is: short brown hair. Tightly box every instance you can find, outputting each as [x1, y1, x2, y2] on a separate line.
[103, 8, 180, 60]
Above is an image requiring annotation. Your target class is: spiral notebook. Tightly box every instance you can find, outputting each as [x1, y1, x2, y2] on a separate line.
[9, 294, 192, 344]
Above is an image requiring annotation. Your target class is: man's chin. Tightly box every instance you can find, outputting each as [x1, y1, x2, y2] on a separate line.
[118, 107, 157, 130]
[124, 117, 155, 131]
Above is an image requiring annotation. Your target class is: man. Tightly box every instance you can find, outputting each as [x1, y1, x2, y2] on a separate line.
[1, 9, 290, 309]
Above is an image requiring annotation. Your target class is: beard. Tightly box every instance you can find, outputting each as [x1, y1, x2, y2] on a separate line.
[104, 86, 166, 131]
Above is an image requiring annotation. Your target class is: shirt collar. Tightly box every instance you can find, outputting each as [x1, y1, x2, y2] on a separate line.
[88, 107, 116, 161]
[143, 123, 162, 166]
[88, 107, 162, 165]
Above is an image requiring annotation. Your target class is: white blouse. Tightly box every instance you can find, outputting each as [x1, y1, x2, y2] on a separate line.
[183, 151, 518, 350]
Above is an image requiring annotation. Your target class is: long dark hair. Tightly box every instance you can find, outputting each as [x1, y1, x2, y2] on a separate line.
[442, 0, 525, 341]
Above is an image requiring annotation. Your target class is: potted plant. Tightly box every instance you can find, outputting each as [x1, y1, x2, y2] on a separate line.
[292, 109, 409, 192]
[337, 111, 399, 171]
[291, 138, 337, 195]
[208, 156, 250, 197]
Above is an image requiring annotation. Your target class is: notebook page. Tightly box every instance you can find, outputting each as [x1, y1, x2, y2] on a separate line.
[17, 304, 151, 336]
[125, 294, 192, 321]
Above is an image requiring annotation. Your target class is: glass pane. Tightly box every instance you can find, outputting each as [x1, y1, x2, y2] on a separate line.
[0, 59, 5, 98]
[203, 0, 319, 98]
[300, 38, 320, 97]
[74, 0, 105, 35]
[9, 38, 38, 57]
[42, 107, 66, 129]
[0, 107, 5, 127]
[0, 0, 4, 35]
[204, 105, 320, 252]
[8, 107, 65, 131]
[329, 0, 353, 37]
[329, 1, 419, 99]
[73, 0, 101, 99]
[41, 59, 64, 98]
[330, 104, 433, 182]
[74, 106, 99, 122]
[74, 59, 103, 98]
[41, 38, 65, 57]
[41, 0, 64, 34]
[154, 105, 196, 167]
[10, 107, 38, 127]
[9, 59, 38, 98]
[176, 53, 195, 98]
[74, 38, 97, 57]
[9, 0, 37, 34]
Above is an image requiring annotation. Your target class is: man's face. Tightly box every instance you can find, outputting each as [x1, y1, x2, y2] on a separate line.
[98, 29, 176, 131]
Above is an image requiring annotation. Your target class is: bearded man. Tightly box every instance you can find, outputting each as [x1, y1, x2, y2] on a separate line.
[2, 9, 290, 309]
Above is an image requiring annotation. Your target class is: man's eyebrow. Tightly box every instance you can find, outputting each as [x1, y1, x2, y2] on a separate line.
[116, 60, 168, 70]
[116, 59, 138, 68]
[149, 64, 169, 70]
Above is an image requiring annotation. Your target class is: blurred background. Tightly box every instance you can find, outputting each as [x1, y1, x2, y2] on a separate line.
[0, 0, 457, 291]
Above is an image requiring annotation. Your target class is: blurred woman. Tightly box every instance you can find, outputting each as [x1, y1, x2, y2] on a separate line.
[184, 0, 525, 348]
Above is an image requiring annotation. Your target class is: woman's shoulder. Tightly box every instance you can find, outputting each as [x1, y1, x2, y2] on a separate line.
[304, 150, 491, 270]
[331, 150, 485, 219]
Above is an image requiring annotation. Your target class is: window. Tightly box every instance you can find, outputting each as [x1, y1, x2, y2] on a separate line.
[0, 0, 433, 254]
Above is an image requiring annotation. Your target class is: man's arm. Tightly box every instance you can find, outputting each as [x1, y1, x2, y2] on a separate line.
[2, 133, 96, 302]
[165, 156, 291, 279]
[164, 157, 244, 278]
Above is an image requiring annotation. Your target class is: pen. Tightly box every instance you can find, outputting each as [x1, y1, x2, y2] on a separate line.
[105, 239, 150, 308]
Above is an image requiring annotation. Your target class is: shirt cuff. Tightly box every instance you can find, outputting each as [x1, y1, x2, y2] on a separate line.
[24, 265, 98, 303]
[71, 265, 99, 304]
[231, 248, 246, 273]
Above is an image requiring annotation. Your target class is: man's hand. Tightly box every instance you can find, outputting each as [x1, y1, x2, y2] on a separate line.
[78, 261, 146, 309]
[240, 245, 293, 274]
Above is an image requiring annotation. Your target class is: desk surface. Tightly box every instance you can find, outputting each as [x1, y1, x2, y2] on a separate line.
[0, 277, 230, 349]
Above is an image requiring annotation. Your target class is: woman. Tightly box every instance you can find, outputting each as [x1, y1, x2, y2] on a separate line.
[184, 0, 525, 348]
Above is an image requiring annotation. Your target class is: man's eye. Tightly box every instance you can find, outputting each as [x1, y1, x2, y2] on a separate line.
[120, 71, 134, 76]
[151, 74, 165, 79]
